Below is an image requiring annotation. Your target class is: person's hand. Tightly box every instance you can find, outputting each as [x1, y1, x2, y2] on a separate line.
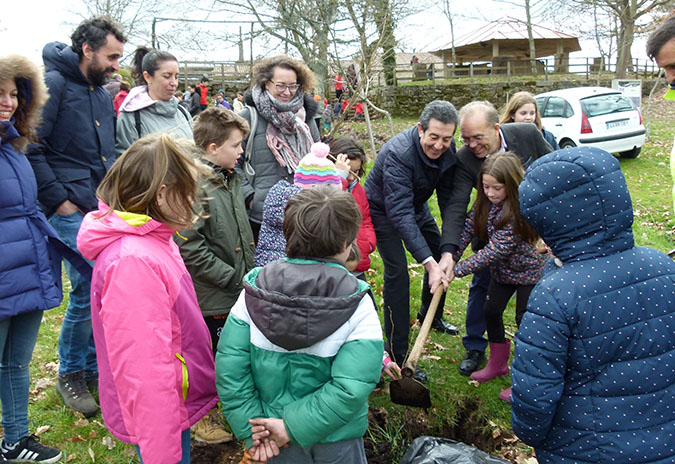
[424, 259, 449, 294]
[383, 360, 402, 380]
[249, 418, 290, 448]
[55, 200, 80, 216]
[438, 252, 455, 282]
[249, 438, 280, 462]
[334, 153, 350, 172]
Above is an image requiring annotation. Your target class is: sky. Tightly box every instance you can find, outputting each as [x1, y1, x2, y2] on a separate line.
[0, 0, 652, 67]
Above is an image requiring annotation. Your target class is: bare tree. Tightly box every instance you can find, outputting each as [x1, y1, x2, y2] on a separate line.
[440, 0, 457, 75]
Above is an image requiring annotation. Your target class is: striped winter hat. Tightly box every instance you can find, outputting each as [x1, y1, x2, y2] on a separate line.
[293, 142, 342, 189]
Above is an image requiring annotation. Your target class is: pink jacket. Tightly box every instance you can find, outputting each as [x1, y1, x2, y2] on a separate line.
[77, 201, 218, 464]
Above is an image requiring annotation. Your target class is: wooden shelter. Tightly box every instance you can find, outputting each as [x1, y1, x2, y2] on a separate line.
[429, 17, 581, 75]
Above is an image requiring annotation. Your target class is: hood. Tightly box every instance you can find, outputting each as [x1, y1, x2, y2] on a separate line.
[42, 42, 87, 85]
[0, 55, 49, 151]
[519, 147, 634, 263]
[243, 258, 369, 351]
[244, 90, 319, 120]
[118, 85, 181, 115]
[77, 200, 175, 261]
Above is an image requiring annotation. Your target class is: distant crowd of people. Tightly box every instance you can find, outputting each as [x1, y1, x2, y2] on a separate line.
[0, 12, 674, 464]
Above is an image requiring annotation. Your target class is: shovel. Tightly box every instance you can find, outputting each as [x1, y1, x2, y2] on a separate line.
[389, 288, 444, 409]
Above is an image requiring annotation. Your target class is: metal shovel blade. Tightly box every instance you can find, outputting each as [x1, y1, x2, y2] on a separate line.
[389, 372, 431, 408]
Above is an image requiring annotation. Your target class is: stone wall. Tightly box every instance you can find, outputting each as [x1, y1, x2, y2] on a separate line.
[370, 79, 660, 117]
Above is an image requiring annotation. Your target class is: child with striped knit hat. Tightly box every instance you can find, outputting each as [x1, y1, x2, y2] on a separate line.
[254, 142, 342, 266]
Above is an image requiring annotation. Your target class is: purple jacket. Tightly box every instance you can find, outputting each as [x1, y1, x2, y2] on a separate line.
[77, 201, 218, 464]
[453, 203, 546, 285]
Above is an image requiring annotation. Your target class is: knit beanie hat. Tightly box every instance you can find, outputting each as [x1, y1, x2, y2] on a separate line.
[293, 142, 342, 189]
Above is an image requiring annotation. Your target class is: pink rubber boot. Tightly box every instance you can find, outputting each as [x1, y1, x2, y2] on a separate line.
[498, 386, 512, 402]
[470, 341, 510, 383]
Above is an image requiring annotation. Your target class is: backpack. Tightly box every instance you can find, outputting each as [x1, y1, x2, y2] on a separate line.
[133, 104, 192, 138]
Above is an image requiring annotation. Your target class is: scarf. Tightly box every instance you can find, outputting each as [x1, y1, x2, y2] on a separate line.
[252, 86, 314, 174]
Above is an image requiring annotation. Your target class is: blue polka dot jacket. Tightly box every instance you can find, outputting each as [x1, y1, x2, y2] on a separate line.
[512, 147, 675, 463]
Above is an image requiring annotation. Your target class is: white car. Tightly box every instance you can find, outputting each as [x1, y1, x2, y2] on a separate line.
[535, 87, 645, 158]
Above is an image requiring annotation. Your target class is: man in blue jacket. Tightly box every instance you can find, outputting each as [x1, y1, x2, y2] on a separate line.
[364, 100, 460, 380]
[27, 16, 126, 418]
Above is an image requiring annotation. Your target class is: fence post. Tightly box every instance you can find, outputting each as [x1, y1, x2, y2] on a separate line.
[470, 63, 474, 82]
[585, 57, 589, 80]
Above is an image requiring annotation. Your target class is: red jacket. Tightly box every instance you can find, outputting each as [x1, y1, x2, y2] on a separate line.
[334, 74, 344, 91]
[113, 89, 128, 116]
[342, 178, 376, 272]
[197, 84, 208, 105]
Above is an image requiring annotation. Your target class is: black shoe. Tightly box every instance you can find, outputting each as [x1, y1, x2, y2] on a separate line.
[430, 318, 460, 335]
[413, 367, 428, 383]
[458, 350, 485, 376]
[1, 435, 62, 463]
[84, 374, 98, 392]
[56, 372, 99, 418]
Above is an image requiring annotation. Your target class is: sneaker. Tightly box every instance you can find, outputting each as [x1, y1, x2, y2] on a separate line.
[1, 435, 62, 463]
[55, 372, 98, 418]
[193, 408, 234, 444]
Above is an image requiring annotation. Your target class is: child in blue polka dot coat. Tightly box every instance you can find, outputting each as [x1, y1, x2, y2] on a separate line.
[512, 146, 675, 464]
[452, 152, 548, 401]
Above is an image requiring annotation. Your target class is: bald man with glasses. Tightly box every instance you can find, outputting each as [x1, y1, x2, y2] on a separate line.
[439, 100, 552, 377]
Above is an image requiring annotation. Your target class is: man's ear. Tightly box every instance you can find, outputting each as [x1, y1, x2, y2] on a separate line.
[82, 42, 94, 60]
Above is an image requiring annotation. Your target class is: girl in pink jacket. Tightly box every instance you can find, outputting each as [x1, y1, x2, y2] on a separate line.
[77, 134, 218, 464]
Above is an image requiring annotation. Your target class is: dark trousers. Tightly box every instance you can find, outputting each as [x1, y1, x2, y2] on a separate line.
[483, 280, 534, 343]
[462, 267, 490, 352]
[204, 314, 229, 358]
[373, 213, 447, 365]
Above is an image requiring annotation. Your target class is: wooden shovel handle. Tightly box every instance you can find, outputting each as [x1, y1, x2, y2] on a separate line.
[403, 289, 444, 374]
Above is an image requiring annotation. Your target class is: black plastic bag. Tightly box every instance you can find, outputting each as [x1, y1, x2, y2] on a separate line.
[399, 436, 510, 464]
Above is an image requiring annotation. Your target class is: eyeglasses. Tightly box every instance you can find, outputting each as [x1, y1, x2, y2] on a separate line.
[269, 81, 300, 93]
[461, 134, 485, 145]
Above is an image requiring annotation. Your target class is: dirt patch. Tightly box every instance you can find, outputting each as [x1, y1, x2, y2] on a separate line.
[191, 440, 243, 464]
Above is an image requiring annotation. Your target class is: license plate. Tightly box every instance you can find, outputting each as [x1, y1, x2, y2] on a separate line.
[606, 119, 629, 129]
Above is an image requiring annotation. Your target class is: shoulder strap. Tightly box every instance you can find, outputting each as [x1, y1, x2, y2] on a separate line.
[243, 106, 258, 181]
[176, 103, 191, 123]
[134, 110, 142, 138]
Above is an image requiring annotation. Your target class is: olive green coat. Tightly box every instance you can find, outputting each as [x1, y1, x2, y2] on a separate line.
[177, 169, 255, 316]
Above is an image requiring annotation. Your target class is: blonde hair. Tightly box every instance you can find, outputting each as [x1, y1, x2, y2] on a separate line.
[97, 134, 201, 227]
[500, 91, 542, 130]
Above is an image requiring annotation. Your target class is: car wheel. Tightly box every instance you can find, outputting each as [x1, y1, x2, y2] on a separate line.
[559, 140, 576, 149]
[619, 147, 641, 159]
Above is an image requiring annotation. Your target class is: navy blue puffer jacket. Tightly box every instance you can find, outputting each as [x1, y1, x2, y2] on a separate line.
[1, 121, 63, 317]
[364, 126, 456, 262]
[512, 147, 675, 464]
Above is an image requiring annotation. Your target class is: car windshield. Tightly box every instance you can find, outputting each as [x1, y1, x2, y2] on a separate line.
[580, 93, 634, 117]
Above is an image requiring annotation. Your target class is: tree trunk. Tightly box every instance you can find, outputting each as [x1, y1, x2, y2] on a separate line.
[525, 0, 537, 74]
[374, 0, 396, 86]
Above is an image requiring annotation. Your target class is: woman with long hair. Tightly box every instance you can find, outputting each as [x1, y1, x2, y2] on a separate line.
[116, 46, 192, 156]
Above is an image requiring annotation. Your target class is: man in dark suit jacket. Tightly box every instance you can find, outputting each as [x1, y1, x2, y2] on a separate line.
[439, 101, 553, 376]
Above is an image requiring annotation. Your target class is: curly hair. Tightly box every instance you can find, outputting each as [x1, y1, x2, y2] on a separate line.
[251, 55, 316, 93]
[71, 16, 127, 59]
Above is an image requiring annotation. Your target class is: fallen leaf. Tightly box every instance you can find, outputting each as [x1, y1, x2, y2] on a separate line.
[88, 446, 95, 462]
[468, 380, 480, 387]
[35, 425, 50, 436]
[492, 428, 501, 439]
[422, 355, 441, 361]
[34, 377, 54, 390]
[101, 436, 115, 450]
[88, 430, 97, 439]
[432, 342, 447, 351]
[74, 418, 90, 428]
[72, 435, 85, 443]
[67, 454, 77, 462]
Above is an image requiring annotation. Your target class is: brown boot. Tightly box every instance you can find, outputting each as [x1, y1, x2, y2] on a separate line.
[193, 408, 234, 444]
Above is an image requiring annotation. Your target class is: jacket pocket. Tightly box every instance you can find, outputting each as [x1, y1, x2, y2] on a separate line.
[175, 353, 189, 401]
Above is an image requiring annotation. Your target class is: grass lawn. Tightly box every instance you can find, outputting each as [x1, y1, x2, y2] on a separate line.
[13, 95, 675, 463]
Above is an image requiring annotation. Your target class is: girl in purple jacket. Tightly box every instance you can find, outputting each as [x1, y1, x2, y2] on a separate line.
[451, 152, 547, 402]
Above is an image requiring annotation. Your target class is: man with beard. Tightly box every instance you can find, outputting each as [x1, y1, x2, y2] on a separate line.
[27, 16, 126, 417]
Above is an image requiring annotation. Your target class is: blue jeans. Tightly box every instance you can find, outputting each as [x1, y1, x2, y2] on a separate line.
[135, 429, 190, 463]
[462, 267, 490, 352]
[0, 310, 43, 443]
[49, 212, 97, 378]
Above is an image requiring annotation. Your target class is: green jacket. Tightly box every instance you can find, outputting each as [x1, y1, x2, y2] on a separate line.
[176, 168, 255, 316]
[215, 259, 383, 448]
